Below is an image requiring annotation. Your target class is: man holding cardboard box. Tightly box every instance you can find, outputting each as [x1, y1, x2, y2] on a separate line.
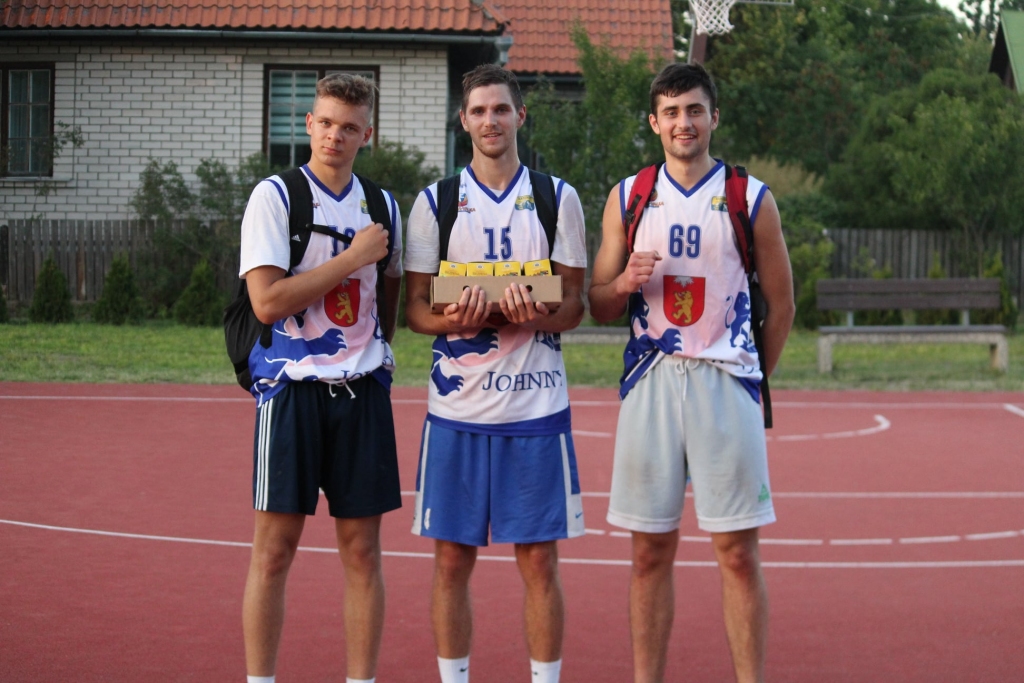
[404, 64, 588, 683]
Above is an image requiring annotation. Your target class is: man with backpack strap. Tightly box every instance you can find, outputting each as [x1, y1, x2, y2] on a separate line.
[403, 64, 588, 683]
[237, 73, 403, 683]
[588, 63, 795, 683]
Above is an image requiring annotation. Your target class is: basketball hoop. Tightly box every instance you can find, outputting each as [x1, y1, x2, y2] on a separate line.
[687, 0, 794, 63]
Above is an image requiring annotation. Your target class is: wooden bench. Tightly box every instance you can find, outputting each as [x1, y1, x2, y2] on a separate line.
[815, 278, 1009, 373]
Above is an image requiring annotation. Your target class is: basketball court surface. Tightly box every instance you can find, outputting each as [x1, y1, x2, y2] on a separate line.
[1, 382, 1022, 681]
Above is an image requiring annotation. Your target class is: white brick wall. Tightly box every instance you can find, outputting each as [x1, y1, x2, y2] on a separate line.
[0, 41, 450, 221]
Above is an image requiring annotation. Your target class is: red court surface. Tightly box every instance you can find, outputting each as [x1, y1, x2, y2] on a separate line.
[1, 382, 1023, 682]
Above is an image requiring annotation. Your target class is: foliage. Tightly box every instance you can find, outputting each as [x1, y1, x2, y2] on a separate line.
[777, 193, 837, 329]
[916, 252, 959, 325]
[92, 254, 144, 325]
[353, 140, 441, 220]
[173, 260, 223, 327]
[851, 260, 903, 326]
[973, 251, 1019, 329]
[706, 0, 964, 175]
[959, 0, 1024, 38]
[526, 24, 665, 233]
[132, 153, 275, 316]
[826, 69, 1024, 274]
[742, 156, 821, 199]
[29, 256, 73, 323]
[0, 287, 8, 323]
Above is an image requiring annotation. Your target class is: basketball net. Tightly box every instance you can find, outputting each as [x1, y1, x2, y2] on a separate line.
[689, 0, 739, 35]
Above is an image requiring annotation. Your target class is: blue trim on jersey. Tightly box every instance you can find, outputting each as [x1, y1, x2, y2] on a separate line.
[425, 187, 439, 220]
[302, 164, 354, 202]
[387, 191, 398, 227]
[467, 163, 525, 204]
[555, 178, 565, 211]
[618, 179, 627, 223]
[737, 377, 761, 403]
[426, 406, 571, 437]
[664, 159, 724, 198]
[268, 178, 289, 214]
[749, 183, 768, 228]
[619, 348, 661, 400]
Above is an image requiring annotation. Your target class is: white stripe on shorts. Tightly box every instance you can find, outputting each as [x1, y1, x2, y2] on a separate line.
[562, 433, 585, 538]
[411, 422, 430, 536]
[256, 397, 273, 511]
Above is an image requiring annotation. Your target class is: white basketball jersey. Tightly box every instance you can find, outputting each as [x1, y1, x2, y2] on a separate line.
[239, 165, 402, 404]
[407, 165, 586, 436]
[619, 161, 768, 398]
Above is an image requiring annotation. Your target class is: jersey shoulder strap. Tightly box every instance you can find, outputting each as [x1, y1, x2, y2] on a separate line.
[527, 169, 558, 257]
[623, 164, 661, 253]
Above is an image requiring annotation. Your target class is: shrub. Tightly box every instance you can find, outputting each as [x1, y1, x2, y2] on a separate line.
[974, 251, 1019, 330]
[93, 255, 144, 325]
[916, 252, 958, 326]
[0, 287, 8, 323]
[29, 257, 73, 323]
[173, 260, 223, 326]
[777, 193, 838, 329]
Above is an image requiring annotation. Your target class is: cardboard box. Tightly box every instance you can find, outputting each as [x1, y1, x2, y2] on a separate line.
[430, 275, 563, 313]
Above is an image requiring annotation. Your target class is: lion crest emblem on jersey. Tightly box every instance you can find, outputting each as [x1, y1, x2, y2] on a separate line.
[515, 195, 535, 211]
[325, 279, 360, 327]
[663, 276, 705, 326]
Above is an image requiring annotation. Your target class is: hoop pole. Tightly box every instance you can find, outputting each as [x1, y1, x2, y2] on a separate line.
[688, 12, 708, 64]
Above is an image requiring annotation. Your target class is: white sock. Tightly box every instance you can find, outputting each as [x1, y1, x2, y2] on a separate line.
[247, 677, 275, 683]
[438, 655, 470, 683]
[346, 678, 375, 683]
[530, 658, 562, 683]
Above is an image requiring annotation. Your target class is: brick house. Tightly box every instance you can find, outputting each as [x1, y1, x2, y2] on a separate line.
[0, 0, 510, 222]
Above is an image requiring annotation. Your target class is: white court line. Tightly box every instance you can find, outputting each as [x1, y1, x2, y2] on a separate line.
[1004, 404, 1024, 419]
[760, 538, 824, 546]
[900, 535, 961, 544]
[3, 518, 1023, 569]
[831, 538, 893, 546]
[572, 430, 614, 438]
[768, 415, 889, 442]
[965, 531, 1020, 541]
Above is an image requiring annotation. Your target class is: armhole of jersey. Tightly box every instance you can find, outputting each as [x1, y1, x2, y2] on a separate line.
[618, 178, 628, 224]
[749, 183, 768, 228]
[555, 178, 565, 212]
[267, 178, 289, 214]
[425, 187, 439, 220]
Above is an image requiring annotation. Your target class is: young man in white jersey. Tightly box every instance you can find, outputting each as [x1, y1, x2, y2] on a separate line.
[588, 63, 795, 683]
[403, 64, 588, 683]
[238, 73, 403, 683]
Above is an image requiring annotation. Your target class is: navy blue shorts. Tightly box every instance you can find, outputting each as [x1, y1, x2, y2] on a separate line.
[252, 377, 401, 518]
[410, 420, 585, 546]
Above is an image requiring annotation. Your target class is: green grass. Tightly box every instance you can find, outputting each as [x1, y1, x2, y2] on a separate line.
[1, 323, 1021, 391]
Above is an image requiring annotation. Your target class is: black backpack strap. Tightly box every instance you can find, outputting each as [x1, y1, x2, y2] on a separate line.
[436, 174, 461, 261]
[528, 169, 558, 257]
[279, 167, 315, 274]
[354, 173, 395, 341]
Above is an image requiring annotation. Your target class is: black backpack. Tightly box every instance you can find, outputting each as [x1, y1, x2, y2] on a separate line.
[223, 168, 395, 391]
[435, 169, 558, 259]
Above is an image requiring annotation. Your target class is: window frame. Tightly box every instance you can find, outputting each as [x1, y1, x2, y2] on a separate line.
[1, 63, 56, 178]
[262, 65, 380, 169]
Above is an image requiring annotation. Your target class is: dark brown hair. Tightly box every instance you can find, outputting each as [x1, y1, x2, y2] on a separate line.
[461, 64, 524, 112]
[649, 62, 717, 115]
[315, 73, 377, 114]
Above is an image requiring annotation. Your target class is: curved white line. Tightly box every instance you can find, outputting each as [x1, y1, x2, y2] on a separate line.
[768, 415, 890, 442]
[1004, 404, 1024, 419]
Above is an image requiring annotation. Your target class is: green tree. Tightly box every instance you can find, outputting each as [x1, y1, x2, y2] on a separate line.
[354, 140, 441, 220]
[706, 0, 964, 175]
[93, 254, 144, 325]
[0, 286, 8, 323]
[173, 260, 223, 326]
[960, 0, 1024, 38]
[826, 69, 1024, 274]
[29, 257, 73, 323]
[526, 24, 665, 233]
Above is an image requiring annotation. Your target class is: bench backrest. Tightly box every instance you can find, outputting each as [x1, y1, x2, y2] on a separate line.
[816, 278, 1001, 311]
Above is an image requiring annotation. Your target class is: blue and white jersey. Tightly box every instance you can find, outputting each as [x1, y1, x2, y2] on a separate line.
[618, 160, 768, 402]
[239, 165, 403, 405]
[404, 165, 587, 436]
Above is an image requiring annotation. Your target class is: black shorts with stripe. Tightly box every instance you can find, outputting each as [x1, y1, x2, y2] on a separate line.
[252, 376, 401, 518]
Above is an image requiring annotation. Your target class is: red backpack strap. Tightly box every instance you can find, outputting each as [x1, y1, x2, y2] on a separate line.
[622, 164, 660, 253]
[724, 164, 753, 273]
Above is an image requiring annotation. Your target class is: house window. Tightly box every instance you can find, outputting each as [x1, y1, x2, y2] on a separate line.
[265, 67, 378, 168]
[2, 65, 54, 176]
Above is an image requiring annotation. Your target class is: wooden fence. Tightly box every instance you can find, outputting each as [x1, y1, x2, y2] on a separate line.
[2, 220, 1021, 306]
[1, 219, 239, 304]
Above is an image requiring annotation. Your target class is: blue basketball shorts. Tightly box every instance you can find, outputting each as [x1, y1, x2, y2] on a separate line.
[252, 377, 402, 518]
[411, 420, 585, 546]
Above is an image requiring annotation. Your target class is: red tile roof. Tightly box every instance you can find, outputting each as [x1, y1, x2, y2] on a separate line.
[499, 0, 674, 74]
[1, 0, 507, 34]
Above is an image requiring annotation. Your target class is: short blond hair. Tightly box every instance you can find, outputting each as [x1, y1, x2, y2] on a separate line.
[315, 73, 377, 115]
